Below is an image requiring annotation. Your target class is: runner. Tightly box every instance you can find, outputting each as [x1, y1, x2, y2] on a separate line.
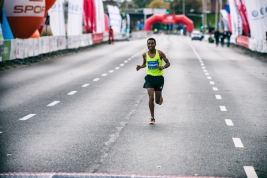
[108, 26, 114, 44]
[136, 38, 170, 124]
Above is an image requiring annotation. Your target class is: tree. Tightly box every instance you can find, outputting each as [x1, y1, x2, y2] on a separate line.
[132, 0, 153, 8]
[170, 0, 201, 14]
[147, 0, 169, 9]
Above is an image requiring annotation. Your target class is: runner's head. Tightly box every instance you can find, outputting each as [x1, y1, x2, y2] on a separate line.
[147, 38, 156, 51]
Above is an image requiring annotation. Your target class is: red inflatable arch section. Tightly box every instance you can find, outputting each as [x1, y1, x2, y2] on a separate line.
[144, 14, 194, 33]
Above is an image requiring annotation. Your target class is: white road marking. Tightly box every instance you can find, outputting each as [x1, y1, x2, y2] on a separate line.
[210, 81, 215, 85]
[102, 73, 107, 76]
[244, 166, 258, 178]
[19, 114, 36, 121]
[0, 132, 2, 134]
[68, 91, 77, 95]
[190, 44, 202, 61]
[202, 67, 206, 69]
[205, 73, 209, 75]
[115, 67, 119, 70]
[109, 70, 114, 73]
[120, 64, 124, 66]
[233, 138, 244, 148]
[47, 101, 60, 106]
[203, 70, 208, 72]
[220, 106, 227, 111]
[215, 95, 222, 99]
[124, 61, 128, 63]
[207, 76, 212, 79]
[213, 87, 218, 91]
[128, 58, 131, 60]
[225, 119, 234, 126]
[82, 84, 90, 87]
[93, 78, 100, 81]
[201, 64, 205, 66]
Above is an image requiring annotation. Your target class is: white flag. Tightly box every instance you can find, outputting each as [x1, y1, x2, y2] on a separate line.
[48, 0, 66, 36]
[94, 0, 105, 33]
[229, 0, 242, 37]
[68, 0, 84, 36]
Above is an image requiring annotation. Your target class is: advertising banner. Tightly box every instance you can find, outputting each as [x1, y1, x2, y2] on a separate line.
[27, 39, 34, 57]
[243, 0, 267, 40]
[0, 40, 3, 62]
[33, 38, 39, 56]
[2, 40, 11, 61]
[235, 0, 250, 36]
[48, 0, 66, 36]
[92, 33, 103, 43]
[23, 39, 29, 59]
[83, 0, 96, 33]
[107, 5, 122, 33]
[16, 39, 24, 59]
[94, 0, 105, 33]
[68, 0, 84, 36]
[10, 39, 17, 60]
[236, 35, 249, 48]
[229, 0, 243, 37]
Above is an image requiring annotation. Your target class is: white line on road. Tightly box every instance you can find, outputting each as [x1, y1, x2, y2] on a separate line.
[202, 67, 206, 69]
[68, 91, 77, 95]
[120, 64, 124, 66]
[93, 78, 100, 81]
[102, 73, 107, 76]
[19, 114, 36, 121]
[124, 61, 128, 63]
[82, 84, 90, 87]
[207, 76, 212, 79]
[203, 70, 208, 72]
[225, 119, 234, 126]
[47, 101, 60, 106]
[244, 166, 258, 178]
[109, 70, 114, 73]
[190, 45, 202, 61]
[215, 95, 222, 99]
[205, 73, 209, 75]
[210, 81, 215, 85]
[201, 64, 205, 66]
[220, 106, 227, 111]
[115, 67, 119, 70]
[128, 58, 131, 60]
[233, 138, 244, 148]
[213, 87, 218, 91]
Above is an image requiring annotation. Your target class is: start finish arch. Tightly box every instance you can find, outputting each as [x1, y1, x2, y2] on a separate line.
[144, 14, 194, 33]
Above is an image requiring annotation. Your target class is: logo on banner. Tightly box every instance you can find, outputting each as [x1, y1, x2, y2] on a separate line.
[74, 5, 79, 11]
[266, 7, 267, 13]
[252, 10, 258, 17]
[260, 8, 264, 15]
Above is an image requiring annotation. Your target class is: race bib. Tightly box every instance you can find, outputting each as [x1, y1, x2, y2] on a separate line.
[148, 61, 158, 69]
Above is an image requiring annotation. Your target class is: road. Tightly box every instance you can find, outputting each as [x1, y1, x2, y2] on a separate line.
[0, 35, 267, 178]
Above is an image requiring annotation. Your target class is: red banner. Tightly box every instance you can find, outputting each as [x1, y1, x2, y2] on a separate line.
[236, 35, 249, 48]
[92, 33, 103, 43]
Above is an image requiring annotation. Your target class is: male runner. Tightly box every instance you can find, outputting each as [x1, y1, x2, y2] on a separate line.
[136, 38, 170, 124]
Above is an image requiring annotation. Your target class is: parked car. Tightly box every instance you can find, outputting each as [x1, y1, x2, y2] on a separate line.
[191, 30, 204, 41]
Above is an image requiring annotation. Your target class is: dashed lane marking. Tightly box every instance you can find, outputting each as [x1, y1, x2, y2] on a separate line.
[203, 70, 208, 72]
[213, 87, 218, 91]
[115, 67, 119, 70]
[93, 78, 100, 81]
[244, 166, 258, 178]
[128, 58, 131, 60]
[124, 61, 128, 63]
[109, 70, 114, 73]
[102, 73, 107, 76]
[220, 106, 227, 111]
[120, 64, 124, 66]
[210, 81, 215, 85]
[207, 76, 212, 79]
[202, 67, 206, 69]
[47, 101, 60, 107]
[201, 64, 205, 66]
[19, 114, 36, 121]
[82, 84, 90, 87]
[225, 119, 234, 126]
[215, 95, 222, 99]
[232, 138, 244, 148]
[67, 91, 77, 95]
[205, 73, 209, 75]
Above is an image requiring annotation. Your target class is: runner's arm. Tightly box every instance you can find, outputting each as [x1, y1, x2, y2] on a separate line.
[136, 53, 147, 71]
[158, 50, 170, 70]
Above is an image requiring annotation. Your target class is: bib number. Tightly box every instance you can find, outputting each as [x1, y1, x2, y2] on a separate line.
[148, 61, 158, 69]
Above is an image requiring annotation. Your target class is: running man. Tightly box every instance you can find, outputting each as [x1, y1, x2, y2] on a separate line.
[136, 38, 170, 124]
[108, 26, 114, 44]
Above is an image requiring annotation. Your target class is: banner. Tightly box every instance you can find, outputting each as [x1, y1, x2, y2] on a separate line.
[0, 40, 3, 62]
[94, 0, 105, 33]
[2, 9, 14, 40]
[10, 39, 17, 60]
[27, 39, 34, 57]
[107, 5, 122, 33]
[68, 0, 84, 36]
[235, 0, 250, 36]
[33, 38, 39, 56]
[92, 33, 103, 43]
[236, 35, 249, 48]
[244, 0, 267, 40]
[83, 0, 96, 33]
[229, 0, 243, 38]
[2, 40, 11, 61]
[16, 39, 24, 59]
[48, 0, 66, 36]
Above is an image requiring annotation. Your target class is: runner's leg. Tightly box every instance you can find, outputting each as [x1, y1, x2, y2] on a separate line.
[147, 88, 155, 117]
[155, 91, 163, 105]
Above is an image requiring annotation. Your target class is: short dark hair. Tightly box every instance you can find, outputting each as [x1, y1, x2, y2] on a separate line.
[147, 38, 156, 44]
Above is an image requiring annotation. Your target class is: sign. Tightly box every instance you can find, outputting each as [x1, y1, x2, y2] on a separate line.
[92, 33, 103, 43]
[236, 35, 249, 48]
[2, 40, 11, 61]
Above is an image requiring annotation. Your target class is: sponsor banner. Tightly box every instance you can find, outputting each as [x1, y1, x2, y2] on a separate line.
[103, 32, 109, 42]
[107, 5, 122, 33]
[92, 33, 103, 44]
[235, 0, 250, 36]
[48, 0, 66, 36]
[236, 35, 249, 48]
[33, 38, 39, 56]
[229, 0, 243, 37]
[2, 40, 11, 61]
[27, 39, 34, 57]
[94, 0, 105, 33]
[16, 39, 24, 59]
[23, 39, 29, 58]
[0, 41, 3, 62]
[10, 39, 17, 60]
[244, 0, 267, 40]
[68, 0, 83, 36]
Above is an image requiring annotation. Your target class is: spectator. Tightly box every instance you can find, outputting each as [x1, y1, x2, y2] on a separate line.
[214, 29, 220, 46]
[225, 31, 232, 47]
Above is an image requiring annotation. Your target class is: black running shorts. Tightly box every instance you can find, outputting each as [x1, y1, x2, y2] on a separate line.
[143, 75, 164, 91]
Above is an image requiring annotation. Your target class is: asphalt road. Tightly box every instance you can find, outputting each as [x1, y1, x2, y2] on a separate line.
[0, 35, 266, 178]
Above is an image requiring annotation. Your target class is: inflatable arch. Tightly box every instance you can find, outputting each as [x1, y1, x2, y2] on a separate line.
[144, 14, 194, 33]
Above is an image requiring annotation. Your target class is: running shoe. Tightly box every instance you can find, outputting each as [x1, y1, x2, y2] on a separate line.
[149, 118, 155, 124]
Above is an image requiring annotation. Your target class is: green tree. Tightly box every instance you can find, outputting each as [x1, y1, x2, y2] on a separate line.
[148, 0, 169, 9]
[170, 0, 201, 14]
[133, 0, 153, 8]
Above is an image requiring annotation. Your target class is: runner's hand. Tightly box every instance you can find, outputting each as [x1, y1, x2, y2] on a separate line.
[136, 65, 141, 71]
